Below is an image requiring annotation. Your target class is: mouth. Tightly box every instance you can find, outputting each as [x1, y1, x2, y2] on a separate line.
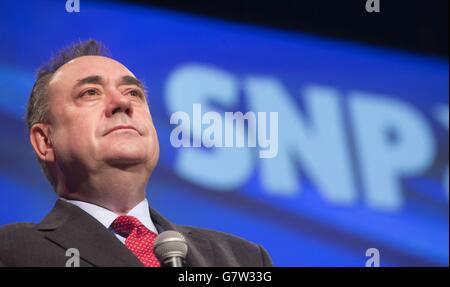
[105, 125, 140, 136]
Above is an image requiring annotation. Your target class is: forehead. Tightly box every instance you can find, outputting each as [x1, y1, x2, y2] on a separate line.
[49, 55, 135, 88]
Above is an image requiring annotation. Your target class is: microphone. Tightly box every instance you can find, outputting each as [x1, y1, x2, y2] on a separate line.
[153, 230, 188, 267]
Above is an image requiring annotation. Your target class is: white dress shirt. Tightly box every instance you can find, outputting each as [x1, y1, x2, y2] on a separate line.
[60, 197, 159, 244]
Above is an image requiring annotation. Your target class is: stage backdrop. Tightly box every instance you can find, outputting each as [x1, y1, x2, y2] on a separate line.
[0, 0, 448, 266]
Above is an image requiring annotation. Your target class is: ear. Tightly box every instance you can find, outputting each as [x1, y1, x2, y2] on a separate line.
[30, 123, 55, 163]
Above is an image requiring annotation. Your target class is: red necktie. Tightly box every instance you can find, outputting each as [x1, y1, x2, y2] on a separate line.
[111, 215, 161, 267]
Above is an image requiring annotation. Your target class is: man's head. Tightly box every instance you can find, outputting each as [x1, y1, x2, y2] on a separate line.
[27, 40, 159, 192]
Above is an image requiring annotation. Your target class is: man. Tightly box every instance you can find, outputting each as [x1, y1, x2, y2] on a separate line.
[0, 40, 273, 267]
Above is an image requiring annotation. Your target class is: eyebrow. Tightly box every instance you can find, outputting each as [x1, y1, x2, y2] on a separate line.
[75, 75, 104, 89]
[74, 75, 146, 91]
[118, 75, 146, 91]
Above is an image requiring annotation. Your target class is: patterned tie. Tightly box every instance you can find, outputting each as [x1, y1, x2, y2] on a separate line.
[111, 215, 161, 267]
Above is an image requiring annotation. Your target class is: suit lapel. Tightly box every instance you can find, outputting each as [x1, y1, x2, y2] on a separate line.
[37, 199, 214, 267]
[149, 208, 215, 267]
[37, 200, 143, 267]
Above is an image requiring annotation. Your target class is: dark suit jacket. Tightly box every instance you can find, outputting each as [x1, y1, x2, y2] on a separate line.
[0, 200, 273, 267]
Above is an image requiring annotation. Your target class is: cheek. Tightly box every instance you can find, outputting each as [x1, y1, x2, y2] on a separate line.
[150, 124, 159, 148]
[139, 109, 155, 136]
[142, 118, 159, 152]
[53, 116, 97, 156]
[147, 125, 160, 167]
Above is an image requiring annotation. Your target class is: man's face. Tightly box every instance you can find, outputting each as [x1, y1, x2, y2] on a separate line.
[46, 56, 159, 175]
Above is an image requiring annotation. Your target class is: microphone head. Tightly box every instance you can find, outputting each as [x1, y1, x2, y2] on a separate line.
[153, 230, 188, 262]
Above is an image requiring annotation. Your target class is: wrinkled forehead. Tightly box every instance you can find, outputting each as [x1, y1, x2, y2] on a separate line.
[49, 55, 136, 88]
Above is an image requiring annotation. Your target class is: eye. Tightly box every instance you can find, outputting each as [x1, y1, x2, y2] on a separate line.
[128, 89, 144, 98]
[80, 88, 100, 97]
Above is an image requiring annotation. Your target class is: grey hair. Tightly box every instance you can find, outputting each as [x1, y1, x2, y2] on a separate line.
[26, 39, 110, 187]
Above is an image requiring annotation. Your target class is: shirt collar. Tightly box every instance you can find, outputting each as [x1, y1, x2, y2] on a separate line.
[60, 197, 158, 234]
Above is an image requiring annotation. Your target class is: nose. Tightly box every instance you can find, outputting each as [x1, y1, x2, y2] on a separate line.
[105, 88, 133, 118]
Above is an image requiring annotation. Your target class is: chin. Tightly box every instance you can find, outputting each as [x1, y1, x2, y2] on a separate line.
[103, 145, 149, 165]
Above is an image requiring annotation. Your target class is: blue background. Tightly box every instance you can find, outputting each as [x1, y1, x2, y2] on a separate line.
[0, 0, 448, 266]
